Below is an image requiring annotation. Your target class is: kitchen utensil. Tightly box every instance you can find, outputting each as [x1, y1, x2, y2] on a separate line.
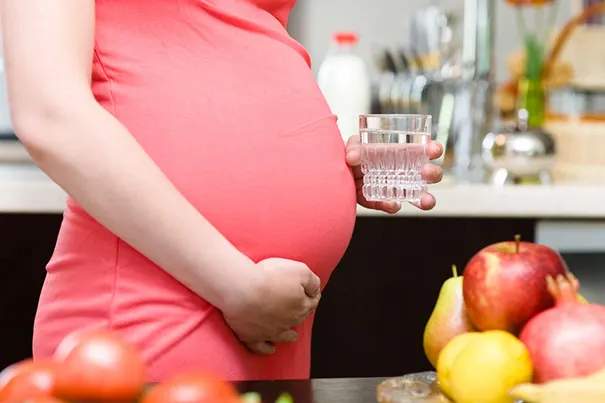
[482, 110, 557, 186]
[408, 5, 457, 72]
[398, 49, 411, 72]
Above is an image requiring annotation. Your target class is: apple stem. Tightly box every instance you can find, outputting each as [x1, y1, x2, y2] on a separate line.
[452, 264, 458, 278]
[514, 234, 521, 253]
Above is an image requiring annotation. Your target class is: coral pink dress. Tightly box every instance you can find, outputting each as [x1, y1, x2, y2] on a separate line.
[32, 0, 356, 382]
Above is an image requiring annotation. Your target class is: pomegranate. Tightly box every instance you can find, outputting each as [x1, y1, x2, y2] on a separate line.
[519, 272, 605, 383]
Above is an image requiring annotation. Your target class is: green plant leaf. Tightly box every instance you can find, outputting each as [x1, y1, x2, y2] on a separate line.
[524, 35, 544, 79]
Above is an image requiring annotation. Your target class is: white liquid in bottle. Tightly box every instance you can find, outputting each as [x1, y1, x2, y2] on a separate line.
[317, 32, 371, 143]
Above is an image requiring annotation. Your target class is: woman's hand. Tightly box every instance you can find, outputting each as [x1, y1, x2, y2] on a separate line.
[345, 135, 444, 213]
[221, 258, 321, 355]
[1, 0, 308, 327]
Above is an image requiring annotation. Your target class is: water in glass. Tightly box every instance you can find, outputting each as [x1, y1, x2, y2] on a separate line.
[360, 115, 431, 204]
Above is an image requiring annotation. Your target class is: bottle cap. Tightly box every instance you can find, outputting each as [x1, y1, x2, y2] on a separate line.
[332, 32, 359, 45]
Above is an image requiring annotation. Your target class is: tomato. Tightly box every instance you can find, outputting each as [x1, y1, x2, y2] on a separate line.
[0, 359, 58, 403]
[52, 329, 146, 401]
[141, 373, 240, 403]
[25, 398, 67, 403]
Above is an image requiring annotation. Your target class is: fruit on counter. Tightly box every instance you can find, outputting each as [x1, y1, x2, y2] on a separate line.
[0, 329, 267, 403]
[463, 235, 568, 334]
[435, 332, 482, 400]
[509, 368, 605, 403]
[21, 398, 67, 403]
[241, 392, 294, 403]
[53, 329, 146, 401]
[0, 358, 58, 403]
[511, 382, 605, 403]
[423, 265, 475, 368]
[275, 392, 294, 403]
[142, 372, 241, 403]
[445, 330, 533, 403]
[241, 392, 262, 403]
[519, 273, 605, 383]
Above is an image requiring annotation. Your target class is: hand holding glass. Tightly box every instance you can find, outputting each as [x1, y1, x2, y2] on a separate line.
[360, 114, 432, 204]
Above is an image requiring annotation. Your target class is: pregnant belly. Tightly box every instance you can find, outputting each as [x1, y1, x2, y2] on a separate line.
[91, 35, 357, 281]
[55, 111, 356, 374]
[92, 97, 356, 284]
[164, 113, 356, 284]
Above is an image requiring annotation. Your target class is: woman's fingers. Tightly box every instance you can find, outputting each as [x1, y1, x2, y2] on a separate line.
[358, 192, 435, 212]
[345, 134, 361, 156]
[421, 163, 444, 184]
[245, 329, 298, 355]
[350, 135, 442, 212]
[269, 329, 298, 344]
[427, 140, 444, 160]
[356, 195, 402, 214]
[410, 193, 437, 211]
[345, 135, 363, 179]
[246, 341, 276, 355]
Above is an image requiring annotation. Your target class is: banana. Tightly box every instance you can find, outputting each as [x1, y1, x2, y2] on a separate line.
[510, 382, 605, 403]
[511, 382, 605, 403]
[509, 368, 605, 403]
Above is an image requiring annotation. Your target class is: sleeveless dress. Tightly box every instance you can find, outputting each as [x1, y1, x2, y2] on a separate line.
[32, 0, 357, 382]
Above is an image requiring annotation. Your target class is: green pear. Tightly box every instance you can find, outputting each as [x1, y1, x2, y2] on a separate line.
[423, 265, 475, 368]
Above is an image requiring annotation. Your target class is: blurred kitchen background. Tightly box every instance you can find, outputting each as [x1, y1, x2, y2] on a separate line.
[288, 0, 570, 81]
[2, 0, 605, 380]
[289, 0, 605, 296]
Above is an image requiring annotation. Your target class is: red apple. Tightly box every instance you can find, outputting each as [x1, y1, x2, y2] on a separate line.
[462, 235, 568, 334]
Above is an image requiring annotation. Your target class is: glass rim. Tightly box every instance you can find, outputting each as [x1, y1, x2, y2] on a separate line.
[360, 113, 432, 134]
[360, 114, 431, 120]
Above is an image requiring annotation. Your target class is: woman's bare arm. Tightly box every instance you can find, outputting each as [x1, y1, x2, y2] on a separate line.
[0, 0, 253, 309]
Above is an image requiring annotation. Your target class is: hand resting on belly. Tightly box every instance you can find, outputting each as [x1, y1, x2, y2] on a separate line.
[222, 258, 321, 355]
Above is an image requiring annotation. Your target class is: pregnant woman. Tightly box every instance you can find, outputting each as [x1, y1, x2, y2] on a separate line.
[1, 0, 443, 381]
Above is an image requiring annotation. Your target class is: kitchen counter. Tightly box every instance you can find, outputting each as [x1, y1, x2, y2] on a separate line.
[4, 162, 605, 218]
[0, 163, 65, 213]
[359, 183, 605, 218]
[235, 377, 388, 403]
[3, 164, 600, 376]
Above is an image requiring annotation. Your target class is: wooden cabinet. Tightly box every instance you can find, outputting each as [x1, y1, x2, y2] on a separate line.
[0, 214, 535, 378]
[0, 214, 62, 369]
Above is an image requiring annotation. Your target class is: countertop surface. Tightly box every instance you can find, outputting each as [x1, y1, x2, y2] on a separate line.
[3, 162, 605, 218]
[235, 377, 387, 403]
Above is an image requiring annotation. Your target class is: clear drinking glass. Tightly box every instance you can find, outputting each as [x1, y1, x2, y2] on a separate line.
[360, 114, 432, 204]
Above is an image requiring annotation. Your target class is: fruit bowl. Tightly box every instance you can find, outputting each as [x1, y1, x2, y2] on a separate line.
[376, 372, 450, 403]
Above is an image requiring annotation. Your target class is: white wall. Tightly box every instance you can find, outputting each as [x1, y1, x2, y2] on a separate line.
[288, 0, 573, 83]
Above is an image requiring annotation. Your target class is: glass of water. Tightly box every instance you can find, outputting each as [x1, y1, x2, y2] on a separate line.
[360, 114, 432, 204]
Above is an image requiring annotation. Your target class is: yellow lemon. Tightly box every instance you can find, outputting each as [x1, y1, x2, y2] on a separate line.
[578, 293, 588, 304]
[436, 332, 483, 399]
[449, 330, 533, 403]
